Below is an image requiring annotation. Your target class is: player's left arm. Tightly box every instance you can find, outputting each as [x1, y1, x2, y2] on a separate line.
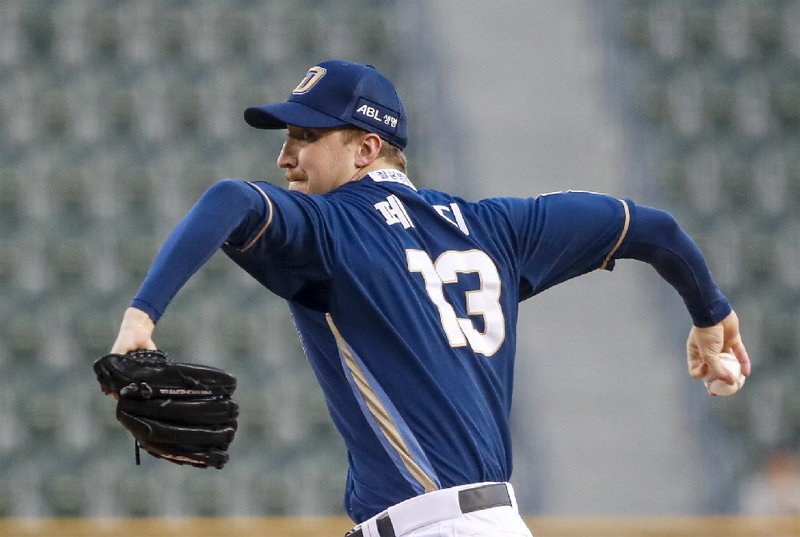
[110, 306, 157, 354]
[109, 179, 269, 355]
[129, 179, 269, 325]
[614, 204, 750, 386]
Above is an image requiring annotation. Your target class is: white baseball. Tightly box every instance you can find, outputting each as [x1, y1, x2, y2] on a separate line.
[704, 352, 745, 396]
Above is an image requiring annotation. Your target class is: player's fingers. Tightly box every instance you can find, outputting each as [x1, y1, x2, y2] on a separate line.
[720, 310, 749, 372]
[110, 338, 157, 355]
[729, 340, 751, 377]
[687, 332, 718, 379]
[703, 353, 736, 385]
[687, 353, 707, 379]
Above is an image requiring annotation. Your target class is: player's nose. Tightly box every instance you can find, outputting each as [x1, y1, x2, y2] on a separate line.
[276, 141, 296, 169]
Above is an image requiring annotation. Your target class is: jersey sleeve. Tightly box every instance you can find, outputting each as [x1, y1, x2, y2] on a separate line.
[131, 179, 270, 322]
[614, 204, 731, 327]
[489, 191, 731, 327]
[132, 179, 337, 322]
[488, 191, 629, 300]
[221, 181, 336, 306]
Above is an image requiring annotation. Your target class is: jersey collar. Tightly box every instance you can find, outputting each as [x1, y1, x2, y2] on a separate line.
[366, 169, 416, 191]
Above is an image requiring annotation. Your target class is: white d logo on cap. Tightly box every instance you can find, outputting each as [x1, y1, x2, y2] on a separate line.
[293, 67, 327, 94]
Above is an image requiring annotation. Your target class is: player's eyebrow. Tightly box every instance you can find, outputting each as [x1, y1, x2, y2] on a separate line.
[287, 126, 346, 142]
[286, 127, 316, 141]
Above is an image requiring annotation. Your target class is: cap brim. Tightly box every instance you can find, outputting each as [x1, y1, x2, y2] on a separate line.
[244, 102, 348, 130]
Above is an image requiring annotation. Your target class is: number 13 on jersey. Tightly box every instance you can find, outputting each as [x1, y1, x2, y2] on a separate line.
[406, 249, 505, 356]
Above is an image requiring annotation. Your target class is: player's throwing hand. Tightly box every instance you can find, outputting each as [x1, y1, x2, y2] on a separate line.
[687, 310, 750, 394]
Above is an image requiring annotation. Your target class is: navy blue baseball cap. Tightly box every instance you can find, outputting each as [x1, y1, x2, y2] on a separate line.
[244, 60, 408, 149]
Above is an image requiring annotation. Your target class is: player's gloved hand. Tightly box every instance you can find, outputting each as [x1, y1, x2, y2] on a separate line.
[686, 310, 750, 388]
[94, 349, 239, 469]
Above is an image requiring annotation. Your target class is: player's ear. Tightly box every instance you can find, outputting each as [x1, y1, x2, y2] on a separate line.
[354, 132, 382, 168]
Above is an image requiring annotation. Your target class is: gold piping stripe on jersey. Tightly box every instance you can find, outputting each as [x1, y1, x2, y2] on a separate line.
[599, 199, 631, 270]
[238, 182, 274, 253]
[325, 314, 439, 493]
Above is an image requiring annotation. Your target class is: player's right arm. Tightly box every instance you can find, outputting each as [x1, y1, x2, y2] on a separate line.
[686, 309, 749, 382]
[615, 205, 750, 386]
[495, 191, 749, 389]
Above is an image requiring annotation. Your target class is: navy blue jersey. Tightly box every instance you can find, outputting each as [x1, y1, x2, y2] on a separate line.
[218, 170, 630, 521]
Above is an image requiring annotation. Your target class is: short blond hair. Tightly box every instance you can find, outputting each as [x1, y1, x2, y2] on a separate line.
[341, 126, 407, 173]
[378, 140, 407, 173]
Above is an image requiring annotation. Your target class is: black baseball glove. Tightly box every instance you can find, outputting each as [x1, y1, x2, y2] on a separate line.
[93, 349, 239, 469]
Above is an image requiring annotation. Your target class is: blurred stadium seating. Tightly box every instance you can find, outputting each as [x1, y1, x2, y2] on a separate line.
[0, 0, 437, 517]
[608, 0, 800, 505]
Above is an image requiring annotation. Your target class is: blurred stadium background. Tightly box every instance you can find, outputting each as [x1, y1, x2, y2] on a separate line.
[0, 0, 798, 528]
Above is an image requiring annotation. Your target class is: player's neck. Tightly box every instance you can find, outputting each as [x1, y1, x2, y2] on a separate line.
[353, 160, 404, 182]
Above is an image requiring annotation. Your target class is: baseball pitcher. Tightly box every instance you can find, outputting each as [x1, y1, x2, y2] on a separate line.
[96, 60, 750, 537]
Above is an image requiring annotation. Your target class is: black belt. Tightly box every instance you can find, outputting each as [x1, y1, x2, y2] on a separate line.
[346, 483, 512, 537]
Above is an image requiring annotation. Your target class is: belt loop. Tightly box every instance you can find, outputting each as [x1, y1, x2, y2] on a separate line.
[376, 514, 396, 537]
[346, 514, 394, 537]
